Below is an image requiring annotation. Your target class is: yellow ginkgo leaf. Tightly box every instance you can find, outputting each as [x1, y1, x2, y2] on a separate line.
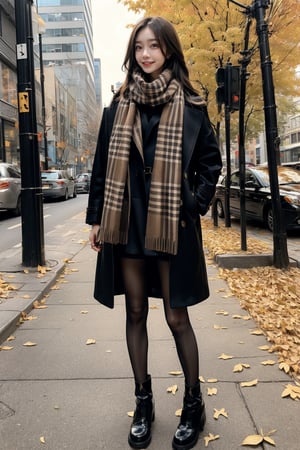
[207, 387, 218, 396]
[23, 341, 37, 347]
[264, 436, 276, 446]
[204, 433, 220, 447]
[241, 434, 263, 446]
[40, 436, 46, 444]
[0, 345, 14, 351]
[250, 329, 264, 335]
[261, 360, 276, 366]
[214, 324, 228, 330]
[86, 338, 96, 345]
[233, 363, 250, 373]
[218, 353, 233, 360]
[207, 378, 218, 383]
[169, 371, 183, 376]
[167, 385, 178, 395]
[7, 335, 16, 341]
[199, 375, 205, 383]
[240, 379, 258, 388]
[258, 345, 270, 351]
[213, 408, 228, 419]
[279, 362, 290, 373]
[80, 310, 89, 314]
[175, 408, 182, 417]
[127, 411, 134, 417]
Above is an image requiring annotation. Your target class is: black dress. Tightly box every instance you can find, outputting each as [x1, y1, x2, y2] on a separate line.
[120, 103, 166, 258]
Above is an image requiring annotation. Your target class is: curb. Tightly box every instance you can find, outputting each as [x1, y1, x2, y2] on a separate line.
[0, 260, 65, 344]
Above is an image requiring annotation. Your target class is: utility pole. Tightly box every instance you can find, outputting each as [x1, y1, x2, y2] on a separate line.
[15, 0, 45, 267]
[252, 0, 289, 268]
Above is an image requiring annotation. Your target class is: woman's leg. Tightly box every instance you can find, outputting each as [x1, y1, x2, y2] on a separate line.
[120, 257, 149, 384]
[157, 259, 199, 387]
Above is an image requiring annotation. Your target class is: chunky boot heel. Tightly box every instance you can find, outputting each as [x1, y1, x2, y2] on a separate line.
[172, 380, 206, 450]
[128, 375, 155, 449]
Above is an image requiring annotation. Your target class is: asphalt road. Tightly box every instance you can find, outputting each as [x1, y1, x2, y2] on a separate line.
[0, 194, 89, 255]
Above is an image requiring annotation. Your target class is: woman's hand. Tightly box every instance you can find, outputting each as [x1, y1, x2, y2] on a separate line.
[89, 224, 102, 252]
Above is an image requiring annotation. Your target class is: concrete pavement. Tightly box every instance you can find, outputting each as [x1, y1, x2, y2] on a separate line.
[0, 214, 299, 449]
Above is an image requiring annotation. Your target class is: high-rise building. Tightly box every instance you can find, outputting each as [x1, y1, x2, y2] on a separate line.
[36, 0, 99, 172]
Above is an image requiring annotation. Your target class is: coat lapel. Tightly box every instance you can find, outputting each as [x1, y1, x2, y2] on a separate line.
[182, 106, 204, 170]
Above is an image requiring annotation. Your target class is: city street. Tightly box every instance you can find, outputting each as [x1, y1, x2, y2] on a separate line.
[0, 200, 300, 449]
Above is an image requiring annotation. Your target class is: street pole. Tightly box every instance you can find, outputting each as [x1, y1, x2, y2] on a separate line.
[224, 103, 232, 228]
[39, 31, 49, 170]
[252, 0, 289, 268]
[238, 16, 252, 251]
[15, 0, 45, 267]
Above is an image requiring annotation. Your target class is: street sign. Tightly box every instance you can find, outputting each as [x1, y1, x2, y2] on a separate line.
[18, 92, 30, 113]
[17, 43, 27, 60]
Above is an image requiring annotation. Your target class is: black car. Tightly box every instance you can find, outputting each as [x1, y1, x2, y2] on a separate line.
[214, 166, 300, 231]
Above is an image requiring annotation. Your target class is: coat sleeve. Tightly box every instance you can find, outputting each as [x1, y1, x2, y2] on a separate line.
[191, 109, 222, 216]
[85, 105, 115, 225]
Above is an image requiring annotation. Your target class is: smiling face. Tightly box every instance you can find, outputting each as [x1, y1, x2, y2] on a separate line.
[135, 26, 166, 80]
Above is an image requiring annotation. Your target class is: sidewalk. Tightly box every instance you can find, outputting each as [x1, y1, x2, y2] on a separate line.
[0, 215, 299, 449]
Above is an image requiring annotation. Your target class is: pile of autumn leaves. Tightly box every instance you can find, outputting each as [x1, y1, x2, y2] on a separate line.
[201, 217, 300, 382]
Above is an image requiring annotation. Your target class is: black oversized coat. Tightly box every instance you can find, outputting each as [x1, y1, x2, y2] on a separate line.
[86, 100, 222, 309]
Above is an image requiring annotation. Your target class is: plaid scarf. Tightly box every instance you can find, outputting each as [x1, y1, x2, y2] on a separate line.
[99, 69, 184, 255]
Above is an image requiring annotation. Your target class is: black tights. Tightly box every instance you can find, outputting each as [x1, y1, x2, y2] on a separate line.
[120, 257, 199, 387]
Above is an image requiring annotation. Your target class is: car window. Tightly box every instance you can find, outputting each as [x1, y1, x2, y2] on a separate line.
[231, 173, 240, 186]
[41, 172, 60, 180]
[7, 166, 21, 178]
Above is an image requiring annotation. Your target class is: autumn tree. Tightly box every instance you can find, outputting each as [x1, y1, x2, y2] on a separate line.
[120, 0, 300, 139]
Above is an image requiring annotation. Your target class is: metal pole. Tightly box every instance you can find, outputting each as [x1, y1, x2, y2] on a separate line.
[39, 32, 48, 170]
[224, 104, 232, 227]
[252, 0, 289, 268]
[238, 16, 252, 251]
[15, 0, 45, 267]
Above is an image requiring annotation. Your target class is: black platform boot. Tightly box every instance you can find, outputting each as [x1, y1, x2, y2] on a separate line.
[172, 380, 206, 450]
[128, 375, 155, 449]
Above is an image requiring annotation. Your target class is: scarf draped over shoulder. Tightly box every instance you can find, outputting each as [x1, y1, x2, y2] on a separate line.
[99, 69, 188, 255]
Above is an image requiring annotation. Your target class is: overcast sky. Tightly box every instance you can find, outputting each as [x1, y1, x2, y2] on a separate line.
[91, 0, 141, 106]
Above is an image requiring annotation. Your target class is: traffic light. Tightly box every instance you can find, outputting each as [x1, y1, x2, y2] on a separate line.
[215, 64, 240, 112]
[216, 67, 225, 106]
[228, 65, 240, 112]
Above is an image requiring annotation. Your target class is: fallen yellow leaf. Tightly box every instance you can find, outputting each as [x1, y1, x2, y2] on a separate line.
[241, 434, 263, 446]
[175, 408, 182, 417]
[204, 433, 220, 447]
[233, 363, 250, 373]
[0, 345, 14, 351]
[23, 341, 37, 347]
[207, 378, 218, 383]
[207, 388, 218, 396]
[86, 339, 96, 345]
[261, 360, 276, 366]
[218, 353, 233, 360]
[127, 411, 134, 417]
[169, 371, 183, 376]
[240, 379, 258, 388]
[40, 436, 46, 444]
[167, 385, 178, 395]
[213, 408, 228, 419]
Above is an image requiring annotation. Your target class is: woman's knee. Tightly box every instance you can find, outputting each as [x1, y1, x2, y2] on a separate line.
[126, 300, 148, 324]
[165, 310, 189, 335]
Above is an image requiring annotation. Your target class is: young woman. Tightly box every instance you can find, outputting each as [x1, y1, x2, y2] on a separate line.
[86, 16, 222, 450]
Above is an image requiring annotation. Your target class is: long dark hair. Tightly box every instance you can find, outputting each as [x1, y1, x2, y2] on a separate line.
[119, 16, 199, 99]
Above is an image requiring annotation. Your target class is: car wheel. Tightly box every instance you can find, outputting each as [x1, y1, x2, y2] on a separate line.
[12, 196, 21, 216]
[216, 199, 225, 218]
[265, 206, 273, 232]
[73, 187, 77, 198]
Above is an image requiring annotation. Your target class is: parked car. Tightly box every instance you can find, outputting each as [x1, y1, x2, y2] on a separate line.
[282, 161, 300, 171]
[214, 165, 300, 232]
[0, 163, 22, 216]
[75, 173, 91, 193]
[41, 169, 77, 200]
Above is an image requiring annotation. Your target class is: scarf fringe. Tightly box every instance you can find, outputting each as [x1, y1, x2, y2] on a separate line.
[145, 236, 178, 256]
[100, 229, 128, 245]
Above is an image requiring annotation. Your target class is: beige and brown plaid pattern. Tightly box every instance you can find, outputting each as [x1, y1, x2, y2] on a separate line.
[99, 70, 184, 255]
